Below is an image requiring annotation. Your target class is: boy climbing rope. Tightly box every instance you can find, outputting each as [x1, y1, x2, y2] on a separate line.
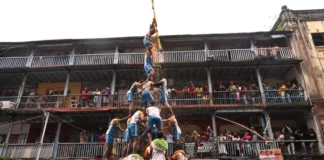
[143, 21, 157, 80]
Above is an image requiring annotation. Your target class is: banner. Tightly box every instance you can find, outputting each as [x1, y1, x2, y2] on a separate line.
[197, 142, 215, 153]
[184, 143, 195, 157]
[259, 149, 283, 160]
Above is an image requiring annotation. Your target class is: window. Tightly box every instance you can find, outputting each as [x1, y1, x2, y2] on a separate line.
[312, 33, 324, 46]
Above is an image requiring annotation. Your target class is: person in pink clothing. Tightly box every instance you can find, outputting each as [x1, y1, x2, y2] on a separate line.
[242, 132, 253, 156]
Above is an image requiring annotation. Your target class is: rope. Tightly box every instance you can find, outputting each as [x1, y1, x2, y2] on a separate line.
[0, 115, 45, 128]
[215, 116, 265, 140]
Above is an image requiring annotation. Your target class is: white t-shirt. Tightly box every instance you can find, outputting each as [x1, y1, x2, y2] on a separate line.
[166, 134, 174, 143]
[151, 141, 167, 160]
[146, 107, 161, 118]
[130, 111, 143, 124]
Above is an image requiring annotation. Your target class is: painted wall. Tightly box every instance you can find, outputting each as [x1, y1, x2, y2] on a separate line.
[37, 82, 81, 107]
[0, 123, 30, 135]
[307, 21, 324, 33]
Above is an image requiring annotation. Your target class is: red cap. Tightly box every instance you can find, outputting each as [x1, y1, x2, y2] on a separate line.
[150, 29, 156, 35]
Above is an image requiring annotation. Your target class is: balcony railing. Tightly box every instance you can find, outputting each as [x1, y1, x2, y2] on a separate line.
[31, 55, 70, 67]
[118, 53, 144, 64]
[18, 95, 65, 109]
[0, 47, 296, 69]
[0, 96, 18, 102]
[0, 140, 318, 159]
[264, 89, 306, 104]
[0, 57, 28, 68]
[74, 53, 114, 65]
[163, 50, 206, 63]
[212, 90, 262, 105]
[2, 143, 53, 159]
[7, 90, 306, 109]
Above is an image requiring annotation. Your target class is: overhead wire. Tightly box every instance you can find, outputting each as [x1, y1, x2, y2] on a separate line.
[49, 113, 101, 137]
[0, 115, 45, 128]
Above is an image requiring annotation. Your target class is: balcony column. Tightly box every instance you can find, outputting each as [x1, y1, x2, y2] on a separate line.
[16, 74, 28, 108]
[26, 46, 35, 67]
[52, 122, 62, 158]
[308, 109, 324, 153]
[63, 72, 70, 108]
[212, 114, 217, 137]
[113, 45, 119, 64]
[111, 70, 116, 96]
[255, 67, 266, 104]
[68, 46, 75, 65]
[263, 111, 274, 140]
[207, 68, 213, 105]
[204, 41, 208, 60]
[1, 123, 13, 156]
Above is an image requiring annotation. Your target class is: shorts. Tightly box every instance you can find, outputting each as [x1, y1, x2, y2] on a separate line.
[160, 91, 168, 105]
[151, 128, 157, 139]
[141, 90, 153, 109]
[143, 38, 151, 50]
[105, 134, 114, 143]
[123, 129, 130, 143]
[128, 123, 138, 137]
[126, 91, 134, 103]
[173, 127, 182, 141]
[148, 116, 162, 128]
[144, 64, 153, 77]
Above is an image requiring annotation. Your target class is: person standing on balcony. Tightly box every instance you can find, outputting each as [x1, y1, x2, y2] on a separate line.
[188, 81, 195, 105]
[278, 83, 287, 103]
[195, 85, 203, 105]
[80, 130, 86, 143]
[102, 86, 110, 107]
[126, 79, 148, 116]
[81, 87, 89, 107]
[104, 114, 128, 159]
[93, 88, 101, 107]
[128, 110, 145, 154]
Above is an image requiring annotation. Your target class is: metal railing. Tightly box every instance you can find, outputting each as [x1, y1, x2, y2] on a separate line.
[0, 57, 28, 68]
[74, 53, 114, 65]
[0, 47, 297, 69]
[118, 53, 144, 64]
[0, 96, 18, 102]
[4, 89, 307, 109]
[208, 50, 229, 61]
[0, 140, 318, 159]
[229, 49, 255, 61]
[212, 90, 262, 105]
[264, 89, 306, 104]
[2, 143, 53, 159]
[18, 95, 65, 109]
[163, 50, 206, 63]
[31, 55, 70, 67]
[56, 143, 105, 158]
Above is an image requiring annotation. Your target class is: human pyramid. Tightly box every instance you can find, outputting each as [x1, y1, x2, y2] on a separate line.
[104, 20, 186, 160]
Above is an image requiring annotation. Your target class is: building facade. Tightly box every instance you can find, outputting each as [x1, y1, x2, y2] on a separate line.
[0, 31, 321, 158]
[272, 7, 324, 139]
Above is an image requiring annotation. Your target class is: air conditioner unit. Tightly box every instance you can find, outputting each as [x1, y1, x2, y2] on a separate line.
[0, 101, 14, 109]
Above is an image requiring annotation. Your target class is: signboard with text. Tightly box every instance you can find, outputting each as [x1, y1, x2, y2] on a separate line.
[259, 149, 283, 160]
[184, 143, 195, 157]
[197, 142, 215, 153]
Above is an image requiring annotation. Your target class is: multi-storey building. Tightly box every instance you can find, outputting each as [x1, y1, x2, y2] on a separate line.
[272, 6, 324, 141]
[0, 30, 321, 158]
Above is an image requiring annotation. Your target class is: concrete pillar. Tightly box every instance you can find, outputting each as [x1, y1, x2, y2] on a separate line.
[16, 74, 27, 108]
[204, 41, 208, 60]
[111, 70, 116, 95]
[63, 72, 70, 96]
[263, 111, 274, 140]
[114, 45, 119, 64]
[256, 67, 265, 104]
[212, 114, 217, 137]
[308, 109, 324, 153]
[207, 68, 213, 105]
[26, 46, 36, 67]
[52, 122, 62, 158]
[69, 46, 75, 65]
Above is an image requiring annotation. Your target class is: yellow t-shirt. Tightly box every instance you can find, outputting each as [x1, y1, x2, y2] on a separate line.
[195, 87, 203, 97]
